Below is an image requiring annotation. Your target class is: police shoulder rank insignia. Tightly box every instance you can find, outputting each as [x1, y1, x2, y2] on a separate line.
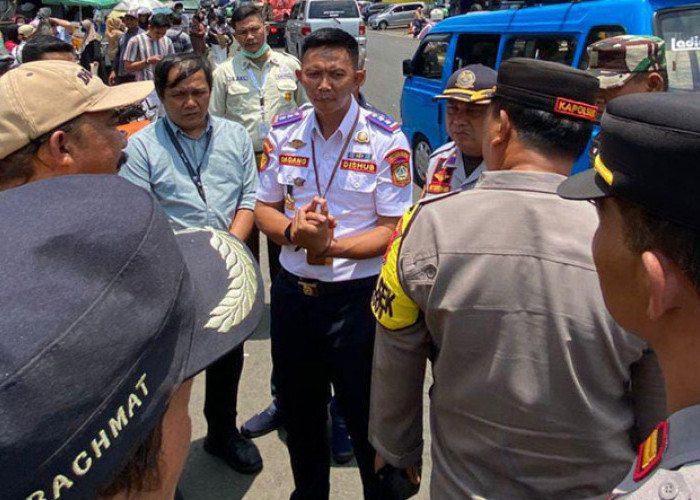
[260, 138, 274, 172]
[271, 109, 304, 128]
[367, 112, 400, 133]
[633, 421, 669, 482]
[372, 204, 421, 330]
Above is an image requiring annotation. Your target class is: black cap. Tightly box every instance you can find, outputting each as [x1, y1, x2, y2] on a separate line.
[0, 175, 263, 499]
[434, 64, 497, 104]
[495, 58, 599, 122]
[558, 92, 700, 231]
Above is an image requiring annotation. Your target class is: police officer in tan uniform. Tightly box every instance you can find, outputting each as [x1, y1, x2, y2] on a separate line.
[422, 64, 496, 199]
[559, 93, 700, 499]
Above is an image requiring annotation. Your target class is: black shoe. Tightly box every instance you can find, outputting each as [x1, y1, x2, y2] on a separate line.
[203, 431, 263, 474]
[241, 400, 281, 439]
[330, 400, 354, 465]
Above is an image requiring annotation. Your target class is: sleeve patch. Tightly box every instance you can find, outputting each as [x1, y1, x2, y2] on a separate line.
[372, 205, 421, 330]
[391, 161, 411, 187]
[271, 109, 303, 128]
[385, 148, 410, 164]
[259, 138, 274, 172]
[367, 112, 400, 133]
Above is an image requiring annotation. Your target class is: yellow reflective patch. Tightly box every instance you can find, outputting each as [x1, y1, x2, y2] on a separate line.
[594, 155, 614, 186]
[372, 205, 421, 330]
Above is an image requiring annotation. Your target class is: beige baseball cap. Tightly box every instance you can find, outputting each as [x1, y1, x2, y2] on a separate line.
[0, 60, 153, 159]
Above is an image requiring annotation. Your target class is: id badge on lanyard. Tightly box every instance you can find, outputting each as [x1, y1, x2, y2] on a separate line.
[247, 66, 271, 138]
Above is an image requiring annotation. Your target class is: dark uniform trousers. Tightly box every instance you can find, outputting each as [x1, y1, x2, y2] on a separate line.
[204, 345, 244, 438]
[271, 272, 381, 500]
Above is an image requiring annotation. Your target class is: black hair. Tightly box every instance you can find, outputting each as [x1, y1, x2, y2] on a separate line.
[21, 35, 75, 63]
[629, 70, 670, 92]
[301, 28, 359, 69]
[488, 97, 592, 160]
[154, 52, 213, 99]
[231, 4, 264, 28]
[149, 13, 172, 29]
[617, 197, 700, 295]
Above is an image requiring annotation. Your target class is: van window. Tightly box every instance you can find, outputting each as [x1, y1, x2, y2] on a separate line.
[308, 0, 359, 18]
[504, 36, 578, 65]
[657, 6, 700, 91]
[290, 3, 301, 19]
[578, 25, 627, 69]
[413, 34, 450, 80]
[454, 34, 500, 69]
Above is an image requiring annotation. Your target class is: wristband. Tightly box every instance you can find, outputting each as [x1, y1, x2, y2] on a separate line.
[284, 223, 293, 244]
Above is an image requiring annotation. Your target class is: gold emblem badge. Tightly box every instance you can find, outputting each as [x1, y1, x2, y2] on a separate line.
[355, 131, 369, 143]
[285, 91, 292, 101]
[289, 139, 306, 149]
[456, 70, 476, 89]
[285, 192, 295, 212]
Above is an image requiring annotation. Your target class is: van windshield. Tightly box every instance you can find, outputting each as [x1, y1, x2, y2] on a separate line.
[657, 7, 700, 91]
[309, 0, 359, 18]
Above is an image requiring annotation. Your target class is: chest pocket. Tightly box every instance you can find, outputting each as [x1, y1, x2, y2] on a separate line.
[226, 81, 250, 98]
[337, 165, 378, 194]
[275, 78, 297, 92]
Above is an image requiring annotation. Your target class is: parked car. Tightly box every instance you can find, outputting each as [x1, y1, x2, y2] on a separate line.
[362, 2, 390, 22]
[285, 0, 367, 67]
[369, 2, 425, 30]
[401, 0, 700, 185]
[268, 19, 287, 47]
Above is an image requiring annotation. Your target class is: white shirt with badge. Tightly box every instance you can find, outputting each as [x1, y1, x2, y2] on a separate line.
[422, 141, 485, 199]
[257, 97, 413, 282]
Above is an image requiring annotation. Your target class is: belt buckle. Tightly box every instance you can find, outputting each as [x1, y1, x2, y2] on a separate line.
[299, 280, 318, 297]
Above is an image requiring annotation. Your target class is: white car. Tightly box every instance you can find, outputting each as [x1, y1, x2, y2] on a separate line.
[285, 0, 367, 68]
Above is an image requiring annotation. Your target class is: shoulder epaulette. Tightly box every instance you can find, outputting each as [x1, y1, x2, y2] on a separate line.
[367, 112, 400, 133]
[418, 189, 462, 205]
[271, 109, 304, 128]
[430, 141, 455, 158]
[633, 421, 669, 482]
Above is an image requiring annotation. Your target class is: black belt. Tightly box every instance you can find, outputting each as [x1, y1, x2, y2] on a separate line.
[279, 268, 377, 297]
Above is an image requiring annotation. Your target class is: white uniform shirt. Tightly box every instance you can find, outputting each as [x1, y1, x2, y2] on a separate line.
[257, 97, 413, 282]
[611, 405, 700, 499]
[421, 141, 484, 199]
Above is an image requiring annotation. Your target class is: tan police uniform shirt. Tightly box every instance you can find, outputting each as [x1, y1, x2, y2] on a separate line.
[421, 141, 484, 199]
[369, 171, 666, 499]
[256, 97, 413, 282]
[610, 405, 700, 500]
[209, 50, 307, 152]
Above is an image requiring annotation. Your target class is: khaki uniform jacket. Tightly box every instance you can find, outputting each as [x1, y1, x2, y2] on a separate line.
[209, 50, 307, 152]
[370, 171, 666, 499]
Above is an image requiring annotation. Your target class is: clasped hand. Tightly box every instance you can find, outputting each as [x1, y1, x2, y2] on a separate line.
[291, 197, 337, 255]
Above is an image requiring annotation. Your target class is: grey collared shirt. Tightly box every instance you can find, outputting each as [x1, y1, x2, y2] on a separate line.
[370, 171, 666, 499]
[119, 115, 257, 231]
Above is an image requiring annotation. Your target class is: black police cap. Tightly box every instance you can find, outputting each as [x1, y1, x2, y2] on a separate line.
[0, 175, 263, 498]
[496, 58, 599, 122]
[558, 92, 700, 231]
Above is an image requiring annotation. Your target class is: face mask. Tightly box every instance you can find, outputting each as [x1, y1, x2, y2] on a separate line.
[241, 42, 270, 59]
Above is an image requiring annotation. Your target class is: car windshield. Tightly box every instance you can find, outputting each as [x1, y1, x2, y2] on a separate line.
[657, 6, 700, 91]
[309, 0, 359, 18]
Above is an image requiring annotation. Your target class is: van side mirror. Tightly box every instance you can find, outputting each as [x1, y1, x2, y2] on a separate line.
[403, 59, 414, 76]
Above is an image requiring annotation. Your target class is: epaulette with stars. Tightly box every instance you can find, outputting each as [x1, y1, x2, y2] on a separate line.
[271, 109, 305, 128]
[367, 112, 400, 133]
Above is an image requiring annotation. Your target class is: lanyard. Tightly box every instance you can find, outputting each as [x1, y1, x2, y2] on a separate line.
[163, 119, 213, 203]
[247, 64, 271, 121]
[310, 108, 361, 199]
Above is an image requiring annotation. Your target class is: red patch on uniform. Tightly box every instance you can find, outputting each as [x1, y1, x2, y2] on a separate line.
[385, 148, 410, 164]
[391, 161, 411, 187]
[633, 421, 669, 482]
[554, 97, 597, 122]
[340, 159, 377, 174]
[426, 158, 454, 194]
[279, 155, 309, 167]
[259, 138, 274, 172]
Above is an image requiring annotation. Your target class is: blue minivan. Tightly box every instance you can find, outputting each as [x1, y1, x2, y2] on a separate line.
[401, 0, 700, 185]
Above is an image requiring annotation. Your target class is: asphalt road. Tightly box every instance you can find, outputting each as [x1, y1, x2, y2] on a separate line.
[179, 30, 428, 500]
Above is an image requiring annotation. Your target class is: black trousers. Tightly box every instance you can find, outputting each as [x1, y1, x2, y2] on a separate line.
[270, 274, 381, 500]
[204, 345, 244, 437]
